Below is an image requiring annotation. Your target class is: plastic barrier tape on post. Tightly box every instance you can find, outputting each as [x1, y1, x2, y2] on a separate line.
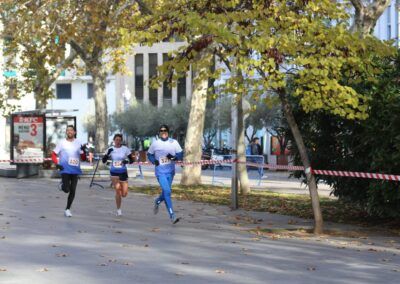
[0, 158, 53, 163]
[311, 169, 400, 182]
[1, 157, 399, 181]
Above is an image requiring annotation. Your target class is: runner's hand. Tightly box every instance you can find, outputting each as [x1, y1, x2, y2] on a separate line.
[154, 160, 160, 166]
[122, 159, 129, 165]
[166, 154, 176, 160]
[106, 148, 113, 156]
[56, 164, 64, 171]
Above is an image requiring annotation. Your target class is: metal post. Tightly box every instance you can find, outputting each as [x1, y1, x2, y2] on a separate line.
[89, 155, 104, 189]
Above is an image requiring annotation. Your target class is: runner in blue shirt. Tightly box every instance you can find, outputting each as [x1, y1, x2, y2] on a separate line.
[52, 125, 86, 217]
[102, 134, 133, 216]
[147, 125, 183, 224]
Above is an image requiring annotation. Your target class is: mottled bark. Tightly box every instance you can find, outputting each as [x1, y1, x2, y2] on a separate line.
[91, 68, 108, 153]
[278, 88, 323, 234]
[237, 97, 250, 195]
[180, 67, 208, 185]
[349, 0, 391, 36]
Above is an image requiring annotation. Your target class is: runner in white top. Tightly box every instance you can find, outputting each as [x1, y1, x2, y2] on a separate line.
[102, 134, 133, 216]
[147, 125, 183, 224]
[52, 125, 86, 217]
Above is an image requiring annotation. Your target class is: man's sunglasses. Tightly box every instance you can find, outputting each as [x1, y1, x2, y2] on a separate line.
[159, 129, 168, 133]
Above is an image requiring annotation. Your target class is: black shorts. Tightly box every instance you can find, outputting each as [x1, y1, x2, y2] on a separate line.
[110, 171, 128, 182]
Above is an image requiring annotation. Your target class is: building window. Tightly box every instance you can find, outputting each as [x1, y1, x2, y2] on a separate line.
[87, 83, 93, 99]
[162, 53, 172, 105]
[149, 53, 158, 106]
[177, 77, 186, 104]
[135, 54, 144, 102]
[56, 83, 71, 99]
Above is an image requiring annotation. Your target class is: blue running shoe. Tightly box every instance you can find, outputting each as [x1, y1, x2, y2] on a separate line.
[171, 214, 180, 224]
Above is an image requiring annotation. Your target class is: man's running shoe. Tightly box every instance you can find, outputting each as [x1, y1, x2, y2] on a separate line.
[116, 209, 122, 216]
[64, 209, 72, 217]
[171, 214, 180, 224]
[153, 199, 160, 215]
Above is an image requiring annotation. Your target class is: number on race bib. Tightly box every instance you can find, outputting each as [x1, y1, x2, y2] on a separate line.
[68, 158, 79, 166]
[113, 161, 123, 168]
[159, 157, 171, 166]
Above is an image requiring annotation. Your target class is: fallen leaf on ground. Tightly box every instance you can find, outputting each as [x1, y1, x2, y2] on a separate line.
[307, 267, 316, 271]
[0, 268, 6, 272]
[37, 268, 49, 272]
[56, 253, 68, 257]
[215, 270, 226, 274]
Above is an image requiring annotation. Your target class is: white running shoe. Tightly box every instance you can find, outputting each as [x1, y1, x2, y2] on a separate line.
[64, 209, 72, 217]
[116, 209, 122, 216]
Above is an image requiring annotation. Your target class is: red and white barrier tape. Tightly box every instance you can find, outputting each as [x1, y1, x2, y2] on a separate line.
[1, 157, 399, 182]
[0, 158, 52, 163]
[312, 169, 400, 182]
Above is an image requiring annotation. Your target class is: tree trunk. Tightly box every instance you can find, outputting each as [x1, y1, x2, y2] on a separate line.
[237, 96, 250, 194]
[349, 0, 391, 36]
[91, 68, 108, 153]
[34, 90, 46, 110]
[278, 88, 323, 234]
[180, 68, 208, 185]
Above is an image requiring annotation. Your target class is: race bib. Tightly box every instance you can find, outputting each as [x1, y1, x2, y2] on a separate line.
[113, 161, 123, 168]
[68, 158, 79, 166]
[159, 157, 171, 166]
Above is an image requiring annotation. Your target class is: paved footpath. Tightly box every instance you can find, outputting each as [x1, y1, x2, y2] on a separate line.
[0, 177, 399, 284]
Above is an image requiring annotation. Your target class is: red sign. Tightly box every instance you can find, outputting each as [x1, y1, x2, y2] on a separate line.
[12, 114, 45, 163]
[270, 136, 290, 156]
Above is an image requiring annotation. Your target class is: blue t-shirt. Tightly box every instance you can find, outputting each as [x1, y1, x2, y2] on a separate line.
[148, 138, 182, 176]
[54, 139, 83, 175]
[105, 145, 131, 174]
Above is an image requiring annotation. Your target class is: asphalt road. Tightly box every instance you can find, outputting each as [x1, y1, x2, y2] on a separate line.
[0, 177, 399, 284]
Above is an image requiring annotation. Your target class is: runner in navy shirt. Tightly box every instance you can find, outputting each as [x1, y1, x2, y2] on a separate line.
[102, 134, 133, 216]
[52, 125, 86, 217]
